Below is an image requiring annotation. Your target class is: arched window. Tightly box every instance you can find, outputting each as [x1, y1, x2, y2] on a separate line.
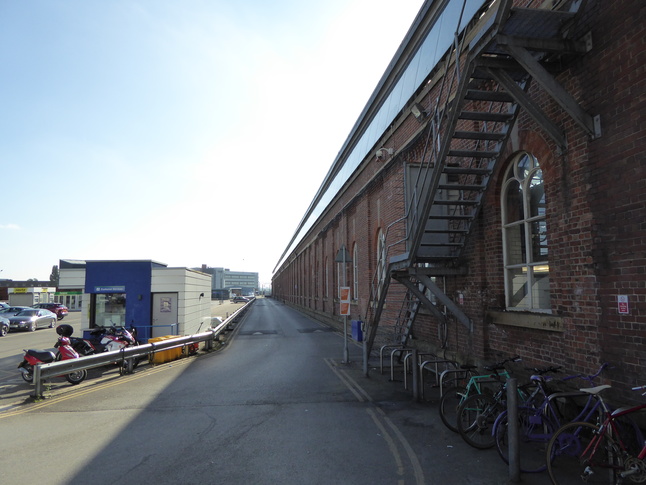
[501, 152, 550, 311]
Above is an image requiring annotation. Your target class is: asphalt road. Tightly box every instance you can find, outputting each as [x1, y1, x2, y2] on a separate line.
[0, 298, 539, 485]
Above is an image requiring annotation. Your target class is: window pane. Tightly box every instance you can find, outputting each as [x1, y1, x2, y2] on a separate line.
[502, 151, 550, 311]
[531, 270, 550, 308]
[506, 267, 528, 308]
[94, 293, 126, 327]
[528, 169, 545, 218]
[514, 153, 535, 180]
[504, 179, 523, 223]
[531, 220, 548, 261]
[505, 224, 526, 266]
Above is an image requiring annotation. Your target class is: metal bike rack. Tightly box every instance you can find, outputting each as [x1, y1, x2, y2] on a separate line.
[379, 343, 405, 375]
[419, 359, 459, 400]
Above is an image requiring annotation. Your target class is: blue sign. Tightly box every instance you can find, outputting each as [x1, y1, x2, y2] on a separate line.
[94, 286, 126, 293]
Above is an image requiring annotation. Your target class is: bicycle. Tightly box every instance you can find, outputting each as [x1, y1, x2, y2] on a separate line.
[493, 363, 610, 473]
[546, 384, 646, 484]
[439, 356, 520, 433]
[455, 357, 529, 449]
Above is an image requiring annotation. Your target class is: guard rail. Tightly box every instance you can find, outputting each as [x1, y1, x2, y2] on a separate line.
[31, 299, 253, 398]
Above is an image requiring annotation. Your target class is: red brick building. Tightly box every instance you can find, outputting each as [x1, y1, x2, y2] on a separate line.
[273, 0, 645, 401]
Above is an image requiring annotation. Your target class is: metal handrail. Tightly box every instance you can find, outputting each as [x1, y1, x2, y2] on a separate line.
[31, 300, 253, 397]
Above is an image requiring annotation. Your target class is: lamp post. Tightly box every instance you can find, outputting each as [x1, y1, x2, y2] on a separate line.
[335, 244, 352, 364]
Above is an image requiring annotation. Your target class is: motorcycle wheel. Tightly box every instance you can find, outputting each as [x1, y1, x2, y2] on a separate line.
[118, 357, 140, 375]
[65, 369, 87, 385]
[21, 365, 34, 382]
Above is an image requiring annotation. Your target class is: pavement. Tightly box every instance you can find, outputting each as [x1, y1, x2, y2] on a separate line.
[1, 299, 551, 483]
[332, 351, 550, 485]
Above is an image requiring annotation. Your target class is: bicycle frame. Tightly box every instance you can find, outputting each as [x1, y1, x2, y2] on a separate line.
[547, 384, 646, 483]
[586, 402, 646, 462]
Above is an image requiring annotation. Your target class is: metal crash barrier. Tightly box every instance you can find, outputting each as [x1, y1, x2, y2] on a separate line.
[31, 299, 254, 398]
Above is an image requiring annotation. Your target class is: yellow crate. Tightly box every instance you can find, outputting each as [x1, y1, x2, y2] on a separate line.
[148, 336, 183, 364]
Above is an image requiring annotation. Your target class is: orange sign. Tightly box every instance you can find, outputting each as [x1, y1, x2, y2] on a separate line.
[340, 286, 351, 316]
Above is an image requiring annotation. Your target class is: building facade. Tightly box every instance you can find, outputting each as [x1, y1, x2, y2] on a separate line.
[272, 0, 645, 402]
[59, 260, 212, 340]
[197, 265, 259, 296]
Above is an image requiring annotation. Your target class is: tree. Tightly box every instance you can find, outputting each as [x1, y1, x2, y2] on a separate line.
[50, 265, 59, 286]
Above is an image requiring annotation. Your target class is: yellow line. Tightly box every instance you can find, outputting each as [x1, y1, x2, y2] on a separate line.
[326, 358, 426, 485]
[367, 407, 405, 477]
[323, 358, 365, 402]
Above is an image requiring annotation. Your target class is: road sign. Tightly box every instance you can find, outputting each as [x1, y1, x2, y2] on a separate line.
[340, 286, 350, 316]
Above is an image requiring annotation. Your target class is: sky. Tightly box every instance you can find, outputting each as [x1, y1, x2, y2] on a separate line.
[0, 0, 424, 287]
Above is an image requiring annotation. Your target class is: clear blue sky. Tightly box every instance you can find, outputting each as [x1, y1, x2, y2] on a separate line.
[0, 0, 423, 287]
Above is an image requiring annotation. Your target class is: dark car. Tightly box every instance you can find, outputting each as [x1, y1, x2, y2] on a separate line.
[33, 302, 69, 320]
[232, 296, 249, 303]
[0, 315, 8, 336]
[8, 309, 57, 332]
[0, 306, 33, 316]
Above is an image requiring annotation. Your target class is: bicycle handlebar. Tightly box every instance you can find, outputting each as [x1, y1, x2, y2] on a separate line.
[526, 365, 562, 375]
[483, 355, 521, 372]
[560, 362, 611, 383]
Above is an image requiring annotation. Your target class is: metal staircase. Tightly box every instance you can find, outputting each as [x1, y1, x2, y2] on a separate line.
[393, 289, 422, 346]
[364, 0, 597, 355]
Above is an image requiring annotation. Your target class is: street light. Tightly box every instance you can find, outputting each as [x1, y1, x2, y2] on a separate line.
[335, 244, 352, 364]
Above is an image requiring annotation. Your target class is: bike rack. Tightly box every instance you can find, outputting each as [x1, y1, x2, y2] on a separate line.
[437, 368, 469, 399]
[379, 343, 406, 375]
[419, 359, 458, 399]
[403, 352, 433, 390]
[389, 347, 415, 381]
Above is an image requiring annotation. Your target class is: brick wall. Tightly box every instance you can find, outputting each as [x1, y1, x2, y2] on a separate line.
[273, 0, 645, 402]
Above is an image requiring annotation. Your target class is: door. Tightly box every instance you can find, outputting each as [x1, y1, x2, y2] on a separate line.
[152, 293, 178, 338]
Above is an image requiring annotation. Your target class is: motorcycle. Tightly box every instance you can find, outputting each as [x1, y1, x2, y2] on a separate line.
[58, 324, 141, 371]
[18, 335, 87, 385]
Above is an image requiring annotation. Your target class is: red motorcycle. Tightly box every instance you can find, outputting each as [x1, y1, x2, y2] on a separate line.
[18, 335, 87, 385]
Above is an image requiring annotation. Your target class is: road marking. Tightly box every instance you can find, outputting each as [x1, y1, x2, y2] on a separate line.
[0, 357, 195, 419]
[324, 358, 425, 485]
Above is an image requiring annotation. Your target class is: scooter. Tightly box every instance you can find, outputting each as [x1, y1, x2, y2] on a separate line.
[18, 335, 87, 385]
[57, 324, 98, 356]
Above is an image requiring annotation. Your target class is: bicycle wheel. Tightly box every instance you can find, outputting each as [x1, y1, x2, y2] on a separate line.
[494, 408, 555, 473]
[457, 393, 502, 449]
[546, 421, 622, 485]
[439, 387, 467, 433]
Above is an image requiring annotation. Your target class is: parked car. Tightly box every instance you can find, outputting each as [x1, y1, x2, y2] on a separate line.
[0, 306, 33, 316]
[8, 309, 57, 332]
[232, 296, 249, 303]
[0, 302, 8, 310]
[0, 315, 8, 336]
[33, 302, 69, 320]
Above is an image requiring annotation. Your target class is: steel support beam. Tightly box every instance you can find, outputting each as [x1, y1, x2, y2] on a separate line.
[396, 276, 446, 324]
[486, 66, 567, 149]
[417, 274, 472, 331]
[499, 37, 598, 138]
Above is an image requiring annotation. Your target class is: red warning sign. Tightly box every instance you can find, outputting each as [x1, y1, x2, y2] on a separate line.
[618, 295, 629, 315]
